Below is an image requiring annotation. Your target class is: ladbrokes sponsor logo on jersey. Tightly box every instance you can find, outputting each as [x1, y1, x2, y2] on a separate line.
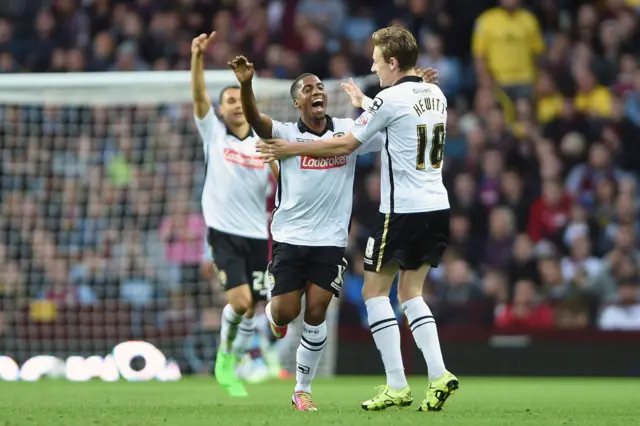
[300, 155, 348, 170]
[223, 148, 264, 169]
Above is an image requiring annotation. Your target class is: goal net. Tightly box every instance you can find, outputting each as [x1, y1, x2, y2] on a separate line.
[0, 70, 375, 382]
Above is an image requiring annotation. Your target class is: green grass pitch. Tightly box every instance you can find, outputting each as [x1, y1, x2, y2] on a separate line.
[2, 376, 639, 425]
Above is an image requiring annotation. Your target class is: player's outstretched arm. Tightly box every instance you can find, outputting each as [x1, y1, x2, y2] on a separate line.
[229, 56, 273, 139]
[256, 134, 360, 161]
[257, 90, 395, 161]
[191, 32, 216, 119]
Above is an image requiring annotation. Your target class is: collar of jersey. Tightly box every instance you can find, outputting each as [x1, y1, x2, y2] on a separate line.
[297, 115, 334, 137]
[394, 75, 423, 86]
[225, 125, 255, 141]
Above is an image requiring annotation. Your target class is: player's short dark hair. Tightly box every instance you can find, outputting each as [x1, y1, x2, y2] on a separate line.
[290, 73, 316, 99]
[372, 25, 419, 71]
[219, 85, 240, 104]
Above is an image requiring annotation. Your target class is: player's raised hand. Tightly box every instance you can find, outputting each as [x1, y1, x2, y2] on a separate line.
[228, 56, 255, 83]
[192, 31, 216, 56]
[256, 139, 290, 162]
[340, 78, 365, 108]
[417, 67, 439, 84]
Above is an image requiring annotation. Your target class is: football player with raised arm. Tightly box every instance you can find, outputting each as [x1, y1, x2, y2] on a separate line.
[257, 26, 458, 413]
[191, 32, 277, 398]
[228, 54, 438, 411]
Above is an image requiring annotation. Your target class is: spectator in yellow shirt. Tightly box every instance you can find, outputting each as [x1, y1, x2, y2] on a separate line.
[574, 68, 613, 118]
[625, 0, 640, 9]
[536, 71, 564, 124]
[472, 0, 545, 101]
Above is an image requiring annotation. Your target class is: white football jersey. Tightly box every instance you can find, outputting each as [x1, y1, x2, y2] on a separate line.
[352, 76, 450, 214]
[271, 116, 382, 247]
[195, 108, 270, 240]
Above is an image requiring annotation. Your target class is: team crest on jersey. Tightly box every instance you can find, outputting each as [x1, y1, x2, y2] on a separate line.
[223, 148, 264, 169]
[300, 155, 348, 170]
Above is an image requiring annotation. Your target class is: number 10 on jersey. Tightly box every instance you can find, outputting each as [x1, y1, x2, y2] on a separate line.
[416, 123, 446, 170]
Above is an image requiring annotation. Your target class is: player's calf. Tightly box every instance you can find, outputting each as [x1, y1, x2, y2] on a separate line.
[231, 314, 256, 358]
[292, 285, 332, 407]
[219, 285, 254, 353]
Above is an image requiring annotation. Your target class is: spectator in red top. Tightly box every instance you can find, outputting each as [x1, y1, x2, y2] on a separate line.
[495, 280, 554, 329]
[527, 179, 572, 244]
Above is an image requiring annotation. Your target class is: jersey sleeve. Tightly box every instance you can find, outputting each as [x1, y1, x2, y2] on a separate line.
[194, 107, 222, 158]
[351, 92, 394, 149]
[271, 120, 289, 139]
[356, 131, 384, 155]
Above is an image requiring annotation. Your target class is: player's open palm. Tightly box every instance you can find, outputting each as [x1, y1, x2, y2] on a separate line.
[340, 78, 365, 108]
[192, 31, 216, 56]
[228, 56, 255, 83]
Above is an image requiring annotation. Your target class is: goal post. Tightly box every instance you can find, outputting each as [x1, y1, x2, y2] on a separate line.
[0, 70, 374, 382]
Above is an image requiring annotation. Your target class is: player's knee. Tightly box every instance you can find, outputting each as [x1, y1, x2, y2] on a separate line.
[361, 269, 396, 301]
[200, 261, 215, 281]
[362, 281, 392, 301]
[304, 301, 330, 326]
[271, 306, 299, 326]
[271, 298, 300, 325]
[397, 268, 429, 303]
[243, 305, 255, 319]
[229, 299, 251, 316]
[397, 287, 421, 305]
[227, 286, 253, 316]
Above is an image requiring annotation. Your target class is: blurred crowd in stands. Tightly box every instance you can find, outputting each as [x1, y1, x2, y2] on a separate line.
[1, 0, 640, 345]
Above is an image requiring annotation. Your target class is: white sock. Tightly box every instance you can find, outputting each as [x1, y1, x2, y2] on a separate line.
[402, 296, 446, 381]
[220, 304, 242, 353]
[294, 321, 327, 394]
[231, 316, 256, 357]
[366, 296, 408, 390]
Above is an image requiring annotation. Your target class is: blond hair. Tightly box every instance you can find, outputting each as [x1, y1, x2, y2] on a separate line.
[371, 26, 419, 71]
